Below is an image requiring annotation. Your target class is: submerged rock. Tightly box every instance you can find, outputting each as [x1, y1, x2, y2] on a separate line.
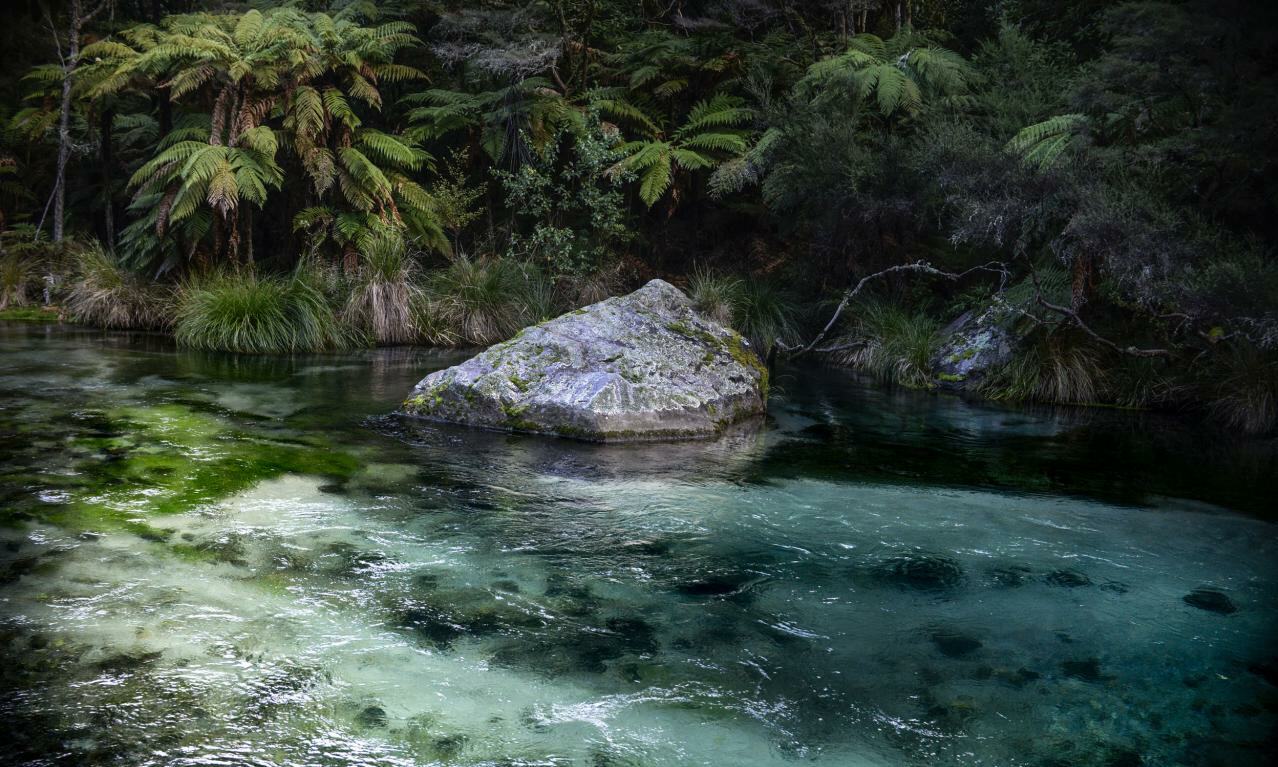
[1061, 657, 1111, 682]
[1182, 588, 1237, 614]
[876, 553, 965, 592]
[1046, 569, 1092, 588]
[931, 630, 983, 658]
[401, 280, 768, 441]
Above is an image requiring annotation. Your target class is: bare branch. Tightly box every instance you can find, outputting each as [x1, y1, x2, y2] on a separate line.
[1026, 264, 1173, 358]
[784, 260, 1009, 357]
[43, 9, 66, 67]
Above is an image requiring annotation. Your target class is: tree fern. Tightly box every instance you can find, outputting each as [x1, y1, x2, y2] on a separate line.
[1006, 114, 1087, 169]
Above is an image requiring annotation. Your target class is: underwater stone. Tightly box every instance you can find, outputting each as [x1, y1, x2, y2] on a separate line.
[1046, 569, 1092, 588]
[877, 554, 965, 592]
[356, 705, 387, 728]
[989, 564, 1033, 587]
[1183, 588, 1237, 614]
[675, 574, 749, 597]
[1061, 657, 1110, 682]
[931, 630, 983, 658]
[400, 280, 768, 442]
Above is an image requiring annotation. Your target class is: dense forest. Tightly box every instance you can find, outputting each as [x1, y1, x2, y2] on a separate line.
[0, 0, 1275, 434]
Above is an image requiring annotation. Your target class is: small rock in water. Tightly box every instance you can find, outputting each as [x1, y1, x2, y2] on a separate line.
[1247, 659, 1278, 686]
[675, 574, 748, 597]
[356, 705, 387, 728]
[877, 554, 965, 592]
[1182, 588, 1237, 614]
[988, 564, 1033, 587]
[1061, 657, 1110, 682]
[1045, 569, 1091, 588]
[1104, 746, 1144, 767]
[931, 630, 983, 658]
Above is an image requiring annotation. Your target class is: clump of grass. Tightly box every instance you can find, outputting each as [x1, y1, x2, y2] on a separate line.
[344, 228, 424, 345]
[417, 256, 557, 346]
[689, 268, 743, 326]
[0, 252, 33, 309]
[978, 331, 1104, 404]
[565, 263, 625, 308]
[689, 268, 800, 355]
[1207, 345, 1278, 435]
[176, 266, 357, 353]
[833, 301, 941, 389]
[65, 244, 172, 329]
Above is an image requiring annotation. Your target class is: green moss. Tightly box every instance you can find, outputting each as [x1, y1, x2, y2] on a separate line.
[939, 372, 966, 383]
[0, 306, 61, 322]
[509, 374, 531, 392]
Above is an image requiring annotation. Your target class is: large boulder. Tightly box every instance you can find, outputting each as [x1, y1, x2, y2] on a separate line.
[401, 279, 769, 442]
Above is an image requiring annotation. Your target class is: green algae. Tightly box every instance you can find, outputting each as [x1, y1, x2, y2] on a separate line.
[5, 400, 360, 535]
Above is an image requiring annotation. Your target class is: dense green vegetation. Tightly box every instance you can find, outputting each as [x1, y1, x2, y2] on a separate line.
[0, 0, 1275, 433]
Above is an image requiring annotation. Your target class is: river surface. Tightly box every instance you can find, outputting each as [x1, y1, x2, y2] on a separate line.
[1, 322, 1276, 766]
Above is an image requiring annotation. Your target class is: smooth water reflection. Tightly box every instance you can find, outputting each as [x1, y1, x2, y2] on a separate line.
[1, 322, 1276, 766]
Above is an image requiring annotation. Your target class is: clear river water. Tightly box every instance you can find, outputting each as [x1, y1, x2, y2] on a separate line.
[1, 322, 1275, 766]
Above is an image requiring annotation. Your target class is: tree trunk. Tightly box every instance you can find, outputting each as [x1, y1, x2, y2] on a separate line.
[242, 205, 253, 265]
[52, 1, 84, 244]
[100, 106, 115, 248]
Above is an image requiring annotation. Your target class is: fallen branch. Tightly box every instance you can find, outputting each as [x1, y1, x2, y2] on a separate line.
[778, 260, 1008, 357]
[1027, 266, 1172, 359]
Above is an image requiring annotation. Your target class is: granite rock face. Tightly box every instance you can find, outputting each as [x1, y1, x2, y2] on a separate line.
[401, 279, 768, 441]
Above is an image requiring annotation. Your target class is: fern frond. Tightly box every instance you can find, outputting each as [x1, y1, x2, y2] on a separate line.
[1006, 114, 1087, 169]
[638, 153, 674, 207]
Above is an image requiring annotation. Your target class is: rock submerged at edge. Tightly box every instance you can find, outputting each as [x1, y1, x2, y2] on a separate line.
[400, 279, 769, 442]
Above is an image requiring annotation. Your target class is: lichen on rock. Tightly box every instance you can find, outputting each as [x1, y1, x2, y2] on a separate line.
[400, 279, 768, 441]
[931, 306, 1018, 388]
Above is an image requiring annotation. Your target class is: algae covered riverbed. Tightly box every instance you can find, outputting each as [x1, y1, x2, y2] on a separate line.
[1, 322, 1275, 766]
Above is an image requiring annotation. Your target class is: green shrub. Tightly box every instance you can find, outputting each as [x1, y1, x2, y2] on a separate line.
[833, 302, 941, 389]
[65, 245, 172, 329]
[344, 228, 425, 345]
[176, 267, 356, 353]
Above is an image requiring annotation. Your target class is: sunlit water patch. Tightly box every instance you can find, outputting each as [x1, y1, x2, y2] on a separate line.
[1, 322, 1275, 766]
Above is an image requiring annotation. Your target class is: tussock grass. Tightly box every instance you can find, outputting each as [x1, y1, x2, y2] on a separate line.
[978, 331, 1104, 404]
[417, 256, 556, 346]
[0, 253, 33, 310]
[833, 302, 941, 389]
[176, 266, 357, 353]
[1208, 346, 1278, 435]
[66, 245, 172, 329]
[689, 268, 800, 355]
[344, 228, 424, 345]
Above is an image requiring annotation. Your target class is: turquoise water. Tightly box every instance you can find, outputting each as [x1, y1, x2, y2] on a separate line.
[1, 322, 1275, 766]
